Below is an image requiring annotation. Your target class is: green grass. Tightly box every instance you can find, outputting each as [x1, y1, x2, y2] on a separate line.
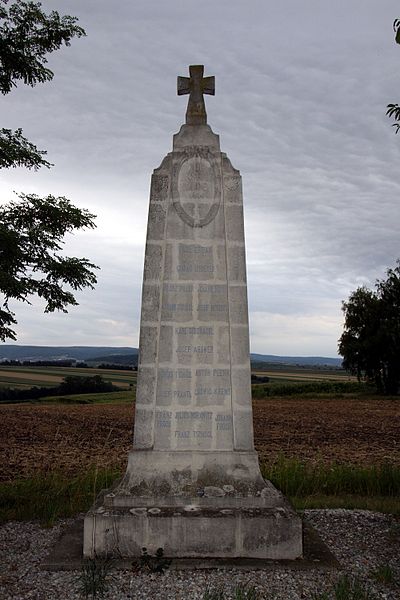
[41, 390, 134, 404]
[1, 458, 399, 525]
[0, 365, 136, 388]
[0, 467, 121, 525]
[262, 456, 400, 497]
[333, 574, 376, 600]
[370, 564, 394, 585]
[252, 381, 371, 398]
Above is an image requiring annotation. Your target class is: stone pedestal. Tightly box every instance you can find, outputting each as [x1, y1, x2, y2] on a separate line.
[84, 71, 302, 560]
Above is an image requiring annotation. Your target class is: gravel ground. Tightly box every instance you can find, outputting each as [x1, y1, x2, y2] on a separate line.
[0, 510, 399, 600]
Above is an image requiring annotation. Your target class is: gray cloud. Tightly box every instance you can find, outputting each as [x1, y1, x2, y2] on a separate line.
[1, 0, 400, 356]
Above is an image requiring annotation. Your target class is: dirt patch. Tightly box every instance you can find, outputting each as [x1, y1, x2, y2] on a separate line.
[253, 396, 400, 466]
[0, 370, 63, 383]
[0, 396, 399, 482]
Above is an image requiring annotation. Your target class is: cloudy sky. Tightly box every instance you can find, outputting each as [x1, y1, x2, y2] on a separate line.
[1, 0, 399, 357]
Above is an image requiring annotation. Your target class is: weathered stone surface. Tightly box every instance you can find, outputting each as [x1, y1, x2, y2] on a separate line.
[84, 66, 302, 561]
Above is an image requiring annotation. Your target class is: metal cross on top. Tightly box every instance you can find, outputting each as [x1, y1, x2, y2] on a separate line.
[177, 65, 215, 126]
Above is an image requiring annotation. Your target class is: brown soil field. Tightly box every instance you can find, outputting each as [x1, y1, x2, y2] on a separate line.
[1, 396, 399, 483]
[0, 370, 63, 383]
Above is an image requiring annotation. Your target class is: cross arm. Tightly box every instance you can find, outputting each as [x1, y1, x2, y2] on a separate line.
[177, 76, 190, 95]
[202, 76, 215, 95]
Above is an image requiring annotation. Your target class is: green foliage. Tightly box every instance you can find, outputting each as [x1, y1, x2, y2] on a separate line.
[386, 104, 400, 134]
[203, 588, 225, 600]
[0, 467, 121, 525]
[387, 20, 400, 132]
[0, 2, 95, 340]
[262, 456, 400, 498]
[233, 585, 261, 600]
[339, 261, 400, 394]
[395, 19, 400, 44]
[370, 564, 394, 585]
[252, 380, 366, 398]
[59, 375, 117, 395]
[42, 390, 133, 405]
[0, 0, 85, 94]
[80, 556, 113, 600]
[2, 461, 400, 526]
[334, 575, 375, 600]
[0, 127, 51, 169]
[311, 576, 377, 600]
[0, 375, 121, 403]
[0, 194, 98, 341]
[0, 1, 85, 167]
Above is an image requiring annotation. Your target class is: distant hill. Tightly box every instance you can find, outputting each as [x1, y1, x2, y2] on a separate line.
[250, 354, 342, 367]
[86, 353, 138, 366]
[0, 345, 342, 367]
[0, 345, 137, 361]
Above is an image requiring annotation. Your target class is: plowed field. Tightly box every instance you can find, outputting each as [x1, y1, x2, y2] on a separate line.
[1, 396, 399, 482]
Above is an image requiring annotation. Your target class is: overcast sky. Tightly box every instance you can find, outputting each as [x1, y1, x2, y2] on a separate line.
[1, 0, 399, 357]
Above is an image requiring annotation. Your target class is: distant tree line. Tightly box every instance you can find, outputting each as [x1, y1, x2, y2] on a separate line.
[97, 363, 136, 371]
[0, 375, 121, 403]
[0, 359, 75, 367]
[0, 359, 137, 370]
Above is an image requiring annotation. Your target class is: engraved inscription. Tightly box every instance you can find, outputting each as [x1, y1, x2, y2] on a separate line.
[173, 152, 221, 227]
[151, 174, 169, 202]
[223, 175, 242, 203]
[176, 326, 213, 335]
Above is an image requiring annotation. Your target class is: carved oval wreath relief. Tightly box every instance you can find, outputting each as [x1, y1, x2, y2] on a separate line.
[174, 154, 221, 227]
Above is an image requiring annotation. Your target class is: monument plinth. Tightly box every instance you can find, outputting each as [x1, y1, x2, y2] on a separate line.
[84, 66, 302, 560]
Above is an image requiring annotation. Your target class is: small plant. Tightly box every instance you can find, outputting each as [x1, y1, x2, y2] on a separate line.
[203, 584, 261, 600]
[371, 563, 394, 585]
[79, 555, 113, 599]
[139, 547, 171, 573]
[334, 575, 375, 600]
[203, 587, 225, 600]
[234, 584, 261, 599]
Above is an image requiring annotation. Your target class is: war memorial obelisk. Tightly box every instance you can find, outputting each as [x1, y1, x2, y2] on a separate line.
[84, 66, 302, 560]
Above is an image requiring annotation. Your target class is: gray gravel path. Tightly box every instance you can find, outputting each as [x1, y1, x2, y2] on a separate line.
[0, 509, 399, 600]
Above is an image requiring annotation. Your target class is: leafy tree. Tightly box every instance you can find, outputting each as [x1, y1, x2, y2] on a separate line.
[386, 19, 400, 133]
[338, 261, 400, 395]
[0, 2, 98, 341]
[0, 0, 86, 164]
[0, 194, 98, 341]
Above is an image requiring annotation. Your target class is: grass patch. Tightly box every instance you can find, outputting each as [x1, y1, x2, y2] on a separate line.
[262, 456, 400, 497]
[252, 381, 370, 398]
[1, 459, 399, 525]
[0, 467, 121, 525]
[262, 457, 400, 514]
[370, 564, 394, 585]
[80, 556, 114, 599]
[0, 390, 135, 405]
[42, 390, 134, 405]
[203, 584, 261, 599]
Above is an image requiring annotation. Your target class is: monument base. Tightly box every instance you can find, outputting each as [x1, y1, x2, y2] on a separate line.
[83, 450, 303, 560]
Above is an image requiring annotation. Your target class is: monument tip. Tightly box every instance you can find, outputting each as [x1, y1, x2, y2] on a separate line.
[177, 65, 215, 126]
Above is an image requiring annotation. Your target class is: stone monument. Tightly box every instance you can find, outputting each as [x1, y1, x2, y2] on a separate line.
[84, 65, 302, 560]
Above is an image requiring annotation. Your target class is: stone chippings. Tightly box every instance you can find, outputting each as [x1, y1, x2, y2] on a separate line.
[1, 510, 399, 600]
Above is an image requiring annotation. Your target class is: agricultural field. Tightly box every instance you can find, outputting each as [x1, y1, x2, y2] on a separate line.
[1, 393, 398, 483]
[0, 365, 136, 390]
[0, 363, 398, 521]
[0, 363, 351, 391]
